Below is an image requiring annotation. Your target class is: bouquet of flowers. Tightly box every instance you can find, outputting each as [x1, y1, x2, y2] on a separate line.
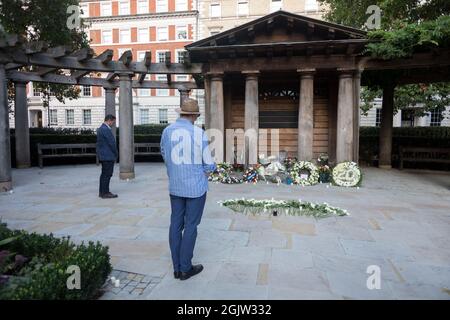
[318, 164, 331, 183]
[209, 163, 242, 184]
[243, 166, 260, 183]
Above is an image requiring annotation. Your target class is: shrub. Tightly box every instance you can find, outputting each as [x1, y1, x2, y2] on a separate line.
[0, 223, 112, 300]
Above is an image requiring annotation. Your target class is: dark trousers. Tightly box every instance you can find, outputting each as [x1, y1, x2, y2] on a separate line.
[99, 161, 114, 195]
[169, 193, 207, 273]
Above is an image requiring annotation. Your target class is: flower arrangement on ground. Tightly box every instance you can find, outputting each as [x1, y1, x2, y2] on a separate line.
[332, 161, 362, 187]
[288, 161, 319, 186]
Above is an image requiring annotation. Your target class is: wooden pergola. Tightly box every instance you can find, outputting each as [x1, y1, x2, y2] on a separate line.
[0, 34, 204, 192]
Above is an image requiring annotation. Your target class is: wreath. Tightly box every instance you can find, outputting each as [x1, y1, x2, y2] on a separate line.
[332, 162, 362, 187]
[288, 161, 319, 186]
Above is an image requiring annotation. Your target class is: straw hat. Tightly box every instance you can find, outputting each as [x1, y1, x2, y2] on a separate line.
[176, 98, 201, 115]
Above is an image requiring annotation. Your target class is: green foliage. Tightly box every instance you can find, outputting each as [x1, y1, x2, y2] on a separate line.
[365, 16, 450, 60]
[0, 223, 112, 300]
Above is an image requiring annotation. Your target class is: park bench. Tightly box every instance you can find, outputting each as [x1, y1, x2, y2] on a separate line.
[134, 143, 161, 156]
[38, 143, 99, 168]
[399, 147, 450, 169]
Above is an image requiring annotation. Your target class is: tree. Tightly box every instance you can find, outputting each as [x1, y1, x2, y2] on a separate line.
[0, 0, 89, 121]
[319, 0, 450, 119]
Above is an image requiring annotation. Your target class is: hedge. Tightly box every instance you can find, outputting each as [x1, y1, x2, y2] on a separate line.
[0, 222, 112, 300]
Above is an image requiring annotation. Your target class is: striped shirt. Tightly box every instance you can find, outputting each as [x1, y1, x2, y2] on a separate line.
[160, 118, 216, 198]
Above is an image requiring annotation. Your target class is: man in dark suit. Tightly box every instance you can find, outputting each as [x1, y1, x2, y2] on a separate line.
[97, 114, 118, 199]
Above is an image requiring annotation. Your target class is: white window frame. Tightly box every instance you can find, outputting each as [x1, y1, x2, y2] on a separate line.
[174, 75, 188, 96]
[156, 0, 168, 13]
[81, 85, 91, 97]
[80, 4, 89, 18]
[158, 108, 168, 124]
[66, 109, 75, 125]
[237, 1, 249, 16]
[157, 26, 168, 41]
[175, 0, 188, 11]
[82, 109, 92, 125]
[138, 74, 151, 96]
[156, 50, 169, 63]
[210, 3, 221, 18]
[118, 0, 130, 15]
[156, 75, 169, 96]
[100, 1, 112, 16]
[137, 27, 149, 43]
[137, 0, 149, 14]
[102, 30, 112, 44]
[49, 109, 58, 125]
[270, 0, 282, 13]
[175, 49, 186, 63]
[119, 28, 131, 44]
[140, 108, 151, 124]
[176, 25, 188, 40]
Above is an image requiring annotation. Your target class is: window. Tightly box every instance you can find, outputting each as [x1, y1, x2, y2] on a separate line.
[102, 30, 112, 44]
[176, 25, 188, 40]
[430, 109, 443, 127]
[49, 109, 58, 125]
[270, 0, 282, 13]
[118, 0, 130, 15]
[83, 109, 92, 125]
[82, 85, 91, 97]
[80, 4, 89, 18]
[305, 0, 318, 11]
[117, 48, 131, 58]
[140, 109, 150, 124]
[375, 108, 381, 127]
[401, 109, 415, 127]
[119, 29, 131, 43]
[66, 109, 75, 125]
[33, 85, 42, 96]
[156, 0, 168, 13]
[210, 30, 220, 36]
[159, 109, 168, 124]
[237, 1, 249, 16]
[157, 27, 168, 41]
[137, 0, 149, 14]
[100, 2, 112, 16]
[175, 50, 186, 63]
[137, 27, 149, 42]
[156, 75, 169, 96]
[210, 3, 221, 18]
[176, 0, 188, 11]
[139, 74, 151, 96]
[157, 50, 169, 63]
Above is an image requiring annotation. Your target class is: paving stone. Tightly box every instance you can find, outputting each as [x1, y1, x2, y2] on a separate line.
[248, 230, 287, 248]
[215, 262, 259, 286]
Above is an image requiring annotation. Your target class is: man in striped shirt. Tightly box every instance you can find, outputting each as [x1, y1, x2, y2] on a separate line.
[160, 98, 216, 281]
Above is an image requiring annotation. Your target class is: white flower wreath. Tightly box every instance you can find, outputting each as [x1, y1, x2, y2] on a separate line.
[332, 162, 362, 187]
[288, 161, 319, 186]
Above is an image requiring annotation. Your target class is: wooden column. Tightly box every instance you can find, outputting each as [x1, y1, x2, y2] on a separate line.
[243, 71, 259, 166]
[0, 64, 12, 192]
[379, 84, 395, 169]
[297, 69, 315, 161]
[118, 73, 135, 180]
[336, 70, 355, 163]
[224, 80, 233, 160]
[104, 87, 117, 139]
[204, 75, 211, 130]
[209, 73, 224, 162]
[353, 71, 362, 163]
[14, 81, 31, 168]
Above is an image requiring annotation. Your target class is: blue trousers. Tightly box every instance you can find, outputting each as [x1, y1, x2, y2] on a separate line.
[169, 192, 207, 273]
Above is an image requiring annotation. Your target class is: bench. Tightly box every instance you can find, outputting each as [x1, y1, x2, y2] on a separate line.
[399, 147, 450, 170]
[38, 143, 99, 168]
[134, 143, 161, 156]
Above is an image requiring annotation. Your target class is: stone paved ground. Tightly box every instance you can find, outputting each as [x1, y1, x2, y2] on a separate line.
[1, 163, 449, 300]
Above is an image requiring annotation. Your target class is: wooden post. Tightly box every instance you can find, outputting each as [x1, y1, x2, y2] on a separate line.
[104, 87, 117, 139]
[204, 75, 211, 130]
[243, 71, 259, 166]
[336, 70, 355, 163]
[353, 71, 362, 163]
[297, 69, 315, 161]
[379, 84, 395, 169]
[118, 73, 135, 180]
[14, 81, 31, 168]
[209, 73, 224, 162]
[0, 64, 12, 192]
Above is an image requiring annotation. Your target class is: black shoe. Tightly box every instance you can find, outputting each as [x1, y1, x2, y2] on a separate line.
[100, 193, 118, 199]
[179, 264, 203, 281]
[107, 192, 118, 198]
[174, 271, 181, 279]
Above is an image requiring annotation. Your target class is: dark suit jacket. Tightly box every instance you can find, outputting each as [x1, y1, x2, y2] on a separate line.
[96, 123, 118, 161]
